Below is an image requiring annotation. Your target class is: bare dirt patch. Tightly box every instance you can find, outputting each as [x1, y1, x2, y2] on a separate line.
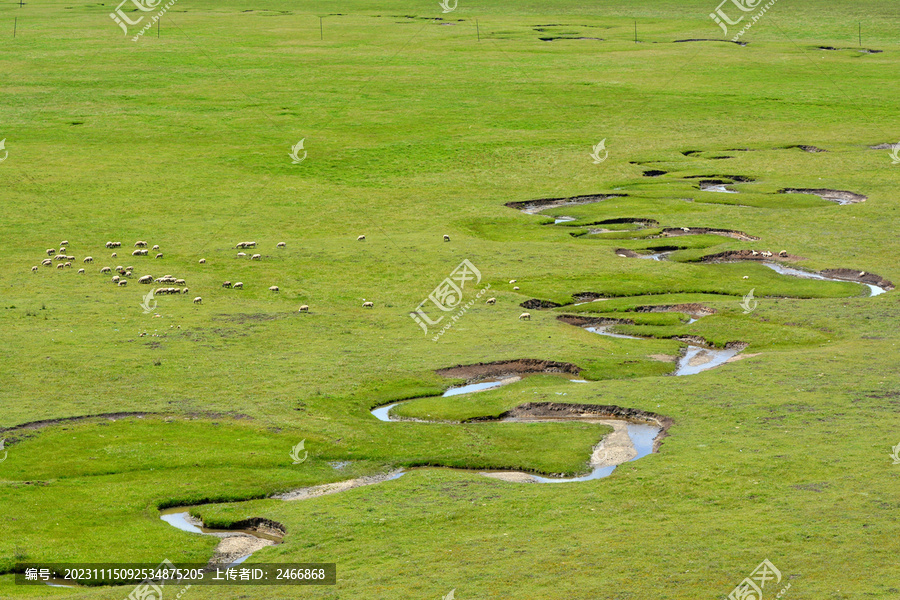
[556, 315, 634, 327]
[633, 303, 717, 318]
[821, 269, 895, 291]
[273, 471, 405, 501]
[779, 188, 867, 204]
[436, 359, 581, 381]
[655, 227, 759, 241]
[505, 194, 627, 214]
[520, 298, 562, 309]
[699, 249, 803, 262]
[211, 534, 276, 566]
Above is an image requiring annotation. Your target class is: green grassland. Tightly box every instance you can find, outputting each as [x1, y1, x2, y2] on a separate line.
[2, 0, 900, 598]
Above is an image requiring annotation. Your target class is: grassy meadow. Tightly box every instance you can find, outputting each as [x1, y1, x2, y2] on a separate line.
[1, 0, 899, 598]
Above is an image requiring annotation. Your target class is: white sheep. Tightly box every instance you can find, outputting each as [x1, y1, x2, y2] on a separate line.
[111, 252, 117, 258]
[134, 241, 147, 247]
[140, 249, 149, 256]
[100, 266, 111, 273]
[61, 240, 69, 246]
[233, 282, 243, 289]
[139, 275, 153, 284]
[509, 279, 516, 284]
[54, 255, 66, 261]
[486, 297, 496, 304]
[443, 234, 450, 241]
[859, 271, 866, 277]
[362, 301, 374, 308]
[779, 250, 788, 257]
[222, 281, 232, 288]
[155, 253, 163, 259]
[277, 242, 286, 248]
[42, 259, 52, 266]
[31, 266, 38, 272]
[299, 305, 309, 312]
[269, 286, 280, 292]
[182, 288, 189, 294]
[56, 264, 65, 269]
[250, 254, 261, 260]
[357, 235, 366, 241]
[513, 286, 520, 291]
[199, 258, 206, 264]
[83, 256, 93, 263]
[78, 268, 85, 274]
[64, 262, 72, 268]
[193, 297, 202, 304]
[124, 271, 132, 277]
[175, 279, 185, 285]
[237, 252, 246, 258]
[59, 247, 66, 254]
[152, 245, 160, 250]
[46, 249, 55, 256]
[132, 249, 142, 256]
[118, 280, 127, 286]
[743, 276, 749, 280]
[519, 312, 531, 320]
[112, 275, 120, 283]
[67, 256, 74, 261]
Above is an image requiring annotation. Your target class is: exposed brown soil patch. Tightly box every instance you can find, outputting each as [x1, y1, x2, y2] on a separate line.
[505, 194, 627, 214]
[643, 169, 667, 177]
[674, 38, 748, 46]
[436, 359, 581, 381]
[501, 402, 673, 451]
[273, 471, 405, 501]
[699, 249, 802, 262]
[684, 174, 754, 182]
[656, 227, 759, 241]
[520, 298, 562, 309]
[821, 269, 895, 291]
[556, 315, 634, 327]
[613, 248, 642, 258]
[211, 535, 276, 566]
[786, 144, 827, 153]
[633, 303, 717, 318]
[589, 217, 659, 226]
[779, 188, 867, 204]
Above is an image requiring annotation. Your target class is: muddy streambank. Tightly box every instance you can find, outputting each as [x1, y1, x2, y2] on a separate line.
[778, 188, 867, 204]
[158, 508, 285, 566]
[436, 359, 581, 380]
[761, 262, 893, 295]
[654, 227, 759, 241]
[505, 193, 627, 214]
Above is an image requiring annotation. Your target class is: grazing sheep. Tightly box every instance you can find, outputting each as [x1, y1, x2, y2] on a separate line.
[277, 242, 286, 248]
[64, 262, 72, 268]
[54, 255, 66, 261]
[46, 249, 55, 256]
[78, 268, 85, 274]
[486, 297, 496, 305]
[362, 301, 374, 308]
[193, 297, 202, 304]
[126, 265, 134, 271]
[233, 282, 243, 289]
[681, 227, 689, 232]
[67, 256, 75, 261]
[100, 266, 111, 273]
[106, 241, 122, 249]
[116, 267, 125, 274]
[139, 275, 153, 284]
[519, 312, 531, 320]
[743, 276, 749, 280]
[222, 281, 232, 288]
[42, 259, 52, 266]
[761, 251, 773, 258]
[112, 276, 120, 283]
[199, 258, 206, 264]
[132, 249, 142, 256]
[155, 253, 163, 259]
[111, 252, 117, 258]
[269, 286, 280, 292]
[175, 279, 185, 285]
[237, 252, 246, 258]
[83, 256, 93, 263]
[298, 304, 309, 312]
[59, 248, 66, 254]
[56, 264, 65, 270]
[155, 287, 166, 295]
[140, 249, 149, 256]
[509, 279, 516, 284]
[61, 240, 69, 246]
[134, 241, 148, 247]
[750, 250, 759, 256]
[779, 250, 788, 257]
[152, 245, 160, 250]
[859, 271, 866, 277]
[443, 234, 450, 242]
[118, 280, 127, 287]
[250, 254, 261, 260]
[182, 288, 189, 294]
[357, 235, 366, 241]
[513, 286, 520, 291]
[32, 266, 38, 272]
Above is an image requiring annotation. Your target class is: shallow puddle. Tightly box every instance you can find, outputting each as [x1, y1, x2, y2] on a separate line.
[159, 507, 282, 565]
[699, 183, 737, 193]
[673, 345, 742, 376]
[554, 216, 576, 224]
